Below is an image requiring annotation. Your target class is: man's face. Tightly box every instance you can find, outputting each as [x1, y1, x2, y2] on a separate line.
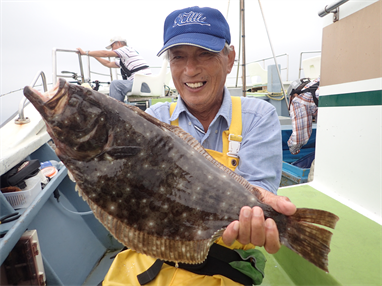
[168, 45, 235, 112]
[111, 42, 122, 50]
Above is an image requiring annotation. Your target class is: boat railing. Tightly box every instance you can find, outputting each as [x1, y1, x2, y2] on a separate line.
[229, 53, 289, 88]
[53, 48, 166, 87]
[318, 0, 349, 22]
[250, 53, 290, 81]
[298, 51, 322, 78]
[52, 48, 86, 85]
[15, 71, 48, 125]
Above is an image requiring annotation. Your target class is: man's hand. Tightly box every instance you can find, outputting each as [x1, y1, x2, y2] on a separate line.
[76, 48, 85, 55]
[222, 187, 296, 254]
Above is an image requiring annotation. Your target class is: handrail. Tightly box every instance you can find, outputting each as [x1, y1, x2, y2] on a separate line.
[231, 54, 290, 90]
[298, 51, 321, 78]
[54, 47, 169, 88]
[318, 0, 349, 17]
[249, 53, 290, 81]
[15, 71, 48, 125]
[52, 48, 85, 85]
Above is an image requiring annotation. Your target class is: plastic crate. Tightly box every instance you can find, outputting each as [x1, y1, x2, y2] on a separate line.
[3, 175, 41, 209]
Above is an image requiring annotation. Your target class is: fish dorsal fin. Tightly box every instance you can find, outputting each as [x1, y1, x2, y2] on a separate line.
[164, 123, 263, 200]
[126, 105, 262, 200]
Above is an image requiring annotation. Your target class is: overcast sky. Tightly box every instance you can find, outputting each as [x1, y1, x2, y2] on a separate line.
[0, 0, 328, 124]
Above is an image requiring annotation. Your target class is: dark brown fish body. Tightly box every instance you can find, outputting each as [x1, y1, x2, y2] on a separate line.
[24, 79, 338, 271]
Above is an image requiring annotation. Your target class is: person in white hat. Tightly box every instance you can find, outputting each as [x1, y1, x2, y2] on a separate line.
[77, 37, 152, 102]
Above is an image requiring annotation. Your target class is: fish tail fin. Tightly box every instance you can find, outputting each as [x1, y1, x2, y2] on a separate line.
[292, 208, 339, 228]
[282, 208, 339, 272]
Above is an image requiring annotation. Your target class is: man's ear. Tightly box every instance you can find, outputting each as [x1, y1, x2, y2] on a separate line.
[227, 45, 236, 74]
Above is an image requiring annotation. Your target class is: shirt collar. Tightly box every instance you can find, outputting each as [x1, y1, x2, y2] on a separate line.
[171, 86, 232, 128]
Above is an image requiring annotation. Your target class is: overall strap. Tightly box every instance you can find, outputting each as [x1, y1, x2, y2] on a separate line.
[137, 244, 254, 286]
[225, 96, 242, 159]
[169, 97, 243, 170]
[170, 102, 178, 126]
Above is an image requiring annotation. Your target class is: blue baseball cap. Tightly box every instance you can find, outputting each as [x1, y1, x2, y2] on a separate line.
[157, 6, 231, 57]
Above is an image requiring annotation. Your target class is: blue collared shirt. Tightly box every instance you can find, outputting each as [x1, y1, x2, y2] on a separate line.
[145, 87, 282, 194]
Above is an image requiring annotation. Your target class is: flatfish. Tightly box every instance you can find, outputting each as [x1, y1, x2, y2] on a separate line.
[24, 79, 339, 272]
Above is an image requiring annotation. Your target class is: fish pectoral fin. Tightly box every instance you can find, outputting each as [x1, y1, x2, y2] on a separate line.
[102, 146, 142, 159]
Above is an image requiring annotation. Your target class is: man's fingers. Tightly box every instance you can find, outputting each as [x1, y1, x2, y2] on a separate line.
[250, 207, 265, 247]
[222, 221, 239, 246]
[260, 190, 296, 216]
[263, 218, 281, 254]
[237, 206, 252, 245]
[275, 196, 297, 215]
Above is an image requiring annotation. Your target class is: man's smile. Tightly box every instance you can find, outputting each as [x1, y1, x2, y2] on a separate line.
[185, 82, 206, 89]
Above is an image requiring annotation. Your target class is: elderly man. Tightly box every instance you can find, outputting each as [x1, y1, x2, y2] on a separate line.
[77, 37, 152, 102]
[102, 6, 296, 286]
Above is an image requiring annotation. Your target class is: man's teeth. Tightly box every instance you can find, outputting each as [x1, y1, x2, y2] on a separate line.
[186, 82, 204, 88]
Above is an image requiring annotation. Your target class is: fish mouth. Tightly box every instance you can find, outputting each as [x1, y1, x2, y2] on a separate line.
[23, 78, 67, 114]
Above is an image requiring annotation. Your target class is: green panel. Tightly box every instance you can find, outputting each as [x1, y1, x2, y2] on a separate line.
[257, 248, 296, 286]
[151, 98, 175, 105]
[320, 90, 382, 107]
[269, 185, 382, 285]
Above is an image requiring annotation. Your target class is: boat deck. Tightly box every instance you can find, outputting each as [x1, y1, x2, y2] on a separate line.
[267, 184, 382, 285]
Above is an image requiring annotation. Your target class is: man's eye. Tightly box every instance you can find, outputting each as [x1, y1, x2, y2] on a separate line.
[201, 52, 214, 57]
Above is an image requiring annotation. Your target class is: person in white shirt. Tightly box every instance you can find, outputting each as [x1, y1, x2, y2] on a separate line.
[77, 36, 152, 101]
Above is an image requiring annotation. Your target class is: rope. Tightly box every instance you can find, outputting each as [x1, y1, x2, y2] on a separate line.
[0, 83, 53, 97]
[266, 93, 285, 101]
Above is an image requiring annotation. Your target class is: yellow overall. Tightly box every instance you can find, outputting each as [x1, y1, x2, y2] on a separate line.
[169, 97, 243, 171]
[103, 97, 255, 286]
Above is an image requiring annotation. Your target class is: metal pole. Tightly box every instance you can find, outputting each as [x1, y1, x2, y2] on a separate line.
[77, 52, 85, 83]
[240, 0, 246, 97]
[235, 2, 242, 88]
[258, 0, 288, 109]
[318, 0, 349, 17]
[16, 71, 47, 124]
[52, 48, 57, 86]
[87, 55, 91, 82]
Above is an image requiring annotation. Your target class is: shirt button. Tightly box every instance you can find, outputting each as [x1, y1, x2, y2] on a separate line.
[215, 130, 218, 134]
[189, 122, 191, 125]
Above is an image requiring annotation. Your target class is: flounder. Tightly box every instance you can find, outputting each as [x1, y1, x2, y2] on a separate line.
[24, 79, 339, 272]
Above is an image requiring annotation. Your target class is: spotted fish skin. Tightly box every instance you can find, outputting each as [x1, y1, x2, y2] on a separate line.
[24, 79, 339, 271]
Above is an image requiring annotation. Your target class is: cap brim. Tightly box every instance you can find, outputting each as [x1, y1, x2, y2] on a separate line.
[157, 33, 226, 56]
[106, 40, 117, 50]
